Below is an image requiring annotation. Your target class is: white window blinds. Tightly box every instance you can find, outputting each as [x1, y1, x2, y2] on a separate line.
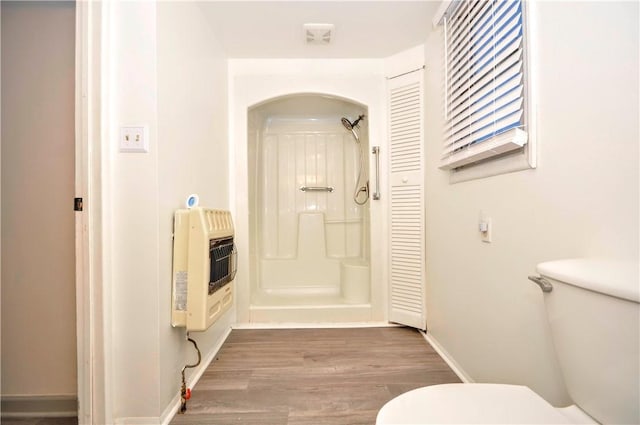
[440, 0, 528, 170]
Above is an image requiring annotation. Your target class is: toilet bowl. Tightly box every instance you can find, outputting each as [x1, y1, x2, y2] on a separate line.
[376, 384, 595, 424]
[377, 259, 639, 425]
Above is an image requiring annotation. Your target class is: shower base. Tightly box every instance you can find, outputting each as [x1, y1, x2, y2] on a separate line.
[249, 288, 372, 323]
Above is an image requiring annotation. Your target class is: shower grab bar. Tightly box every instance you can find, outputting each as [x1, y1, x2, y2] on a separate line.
[300, 186, 334, 193]
[372, 146, 381, 200]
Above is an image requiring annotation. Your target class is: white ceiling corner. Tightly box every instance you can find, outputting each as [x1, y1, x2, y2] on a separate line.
[197, 1, 441, 58]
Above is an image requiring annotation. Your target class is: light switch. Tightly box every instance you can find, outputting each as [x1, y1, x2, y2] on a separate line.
[120, 126, 149, 153]
[479, 218, 492, 243]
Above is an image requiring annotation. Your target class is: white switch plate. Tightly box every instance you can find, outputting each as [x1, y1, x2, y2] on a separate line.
[120, 126, 149, 153]
[480, 218, 492, 243]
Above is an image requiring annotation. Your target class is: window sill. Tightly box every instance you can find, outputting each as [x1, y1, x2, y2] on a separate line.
[448, 148, 535, 184]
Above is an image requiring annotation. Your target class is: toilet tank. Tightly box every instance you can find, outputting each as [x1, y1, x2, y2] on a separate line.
[538, 259, 639, 425]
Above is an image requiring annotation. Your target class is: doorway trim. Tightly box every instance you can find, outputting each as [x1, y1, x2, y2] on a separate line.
[75, 1, 112, 423]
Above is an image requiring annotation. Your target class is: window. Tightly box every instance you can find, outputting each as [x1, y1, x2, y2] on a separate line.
[438, 0, 532, 175]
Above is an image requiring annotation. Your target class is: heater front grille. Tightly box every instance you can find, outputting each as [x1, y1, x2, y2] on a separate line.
[208, 236, 237, 295]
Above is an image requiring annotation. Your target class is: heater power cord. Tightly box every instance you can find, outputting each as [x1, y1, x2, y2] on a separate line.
[179, 332, 201, 413]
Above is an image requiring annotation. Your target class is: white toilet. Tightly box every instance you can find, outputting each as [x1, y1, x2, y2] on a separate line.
[377, 259, 639, 424]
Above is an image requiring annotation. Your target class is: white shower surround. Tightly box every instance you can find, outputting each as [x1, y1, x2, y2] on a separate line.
[230, 59, 389, 324]
[254, 112, 369, 292]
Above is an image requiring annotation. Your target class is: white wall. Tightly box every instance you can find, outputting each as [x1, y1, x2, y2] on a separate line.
[1, 0, 77, 401]
[109, 1, 161, 419]
[106, 1, 231, 421]
[423, 0, 639, 406]
[156, 1, 231, 417]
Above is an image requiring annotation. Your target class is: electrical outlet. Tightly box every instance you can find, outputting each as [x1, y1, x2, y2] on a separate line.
[120, 126, 149, 153]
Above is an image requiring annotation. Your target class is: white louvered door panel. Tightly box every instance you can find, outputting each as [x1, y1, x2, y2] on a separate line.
[388, 71, 426, 330]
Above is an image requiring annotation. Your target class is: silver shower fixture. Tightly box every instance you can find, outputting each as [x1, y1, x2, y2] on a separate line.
[341, 114, 365, 131]
[304, 23, 334, 45]
[341, 115, 369, 206]
[341, 114, 366, 143]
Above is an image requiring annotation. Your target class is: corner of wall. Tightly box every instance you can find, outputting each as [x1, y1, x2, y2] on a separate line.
[384, 43, 425, 78]
[156, 0, 232, 417]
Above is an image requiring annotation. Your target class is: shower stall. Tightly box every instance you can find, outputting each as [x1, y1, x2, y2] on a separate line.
[246, 94, 375, 322]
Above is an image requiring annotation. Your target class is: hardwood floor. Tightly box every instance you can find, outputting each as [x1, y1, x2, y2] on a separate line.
[171, 327, 461, 425]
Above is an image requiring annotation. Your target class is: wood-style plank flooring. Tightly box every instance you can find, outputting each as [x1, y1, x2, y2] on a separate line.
[171, 327, 461, 425]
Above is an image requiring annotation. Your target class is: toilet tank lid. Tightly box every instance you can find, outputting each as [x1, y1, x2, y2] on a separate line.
[537, 258, 639, 303]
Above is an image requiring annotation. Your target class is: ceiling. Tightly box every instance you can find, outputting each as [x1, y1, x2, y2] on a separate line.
[197, 1, 441, 58]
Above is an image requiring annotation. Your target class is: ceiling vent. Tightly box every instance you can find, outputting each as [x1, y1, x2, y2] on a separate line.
[303, 23, 334, 45]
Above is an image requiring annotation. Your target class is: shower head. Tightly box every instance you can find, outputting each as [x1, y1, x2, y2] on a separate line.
[341, 114, 366, 143]
[341, 117, 354, 131]
[341, 114, 366, 131]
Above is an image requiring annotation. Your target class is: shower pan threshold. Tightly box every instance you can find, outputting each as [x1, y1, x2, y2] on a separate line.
[251, 288, 369, 307]
[249, 289, 373, 323]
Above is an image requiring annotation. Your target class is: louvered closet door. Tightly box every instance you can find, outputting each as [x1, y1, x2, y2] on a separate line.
[388, 70, 426, 330]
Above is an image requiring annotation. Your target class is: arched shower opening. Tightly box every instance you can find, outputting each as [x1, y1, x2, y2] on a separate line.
[247, 93, 373, 321]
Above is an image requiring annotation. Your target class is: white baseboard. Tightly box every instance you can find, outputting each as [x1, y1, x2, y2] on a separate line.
[160, 326, 233, 425]
[421, 330, 474, 383]
[1, 395, 77, 418]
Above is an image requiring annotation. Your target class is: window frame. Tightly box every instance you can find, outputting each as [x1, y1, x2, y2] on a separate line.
[437, 0, 538, 183]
